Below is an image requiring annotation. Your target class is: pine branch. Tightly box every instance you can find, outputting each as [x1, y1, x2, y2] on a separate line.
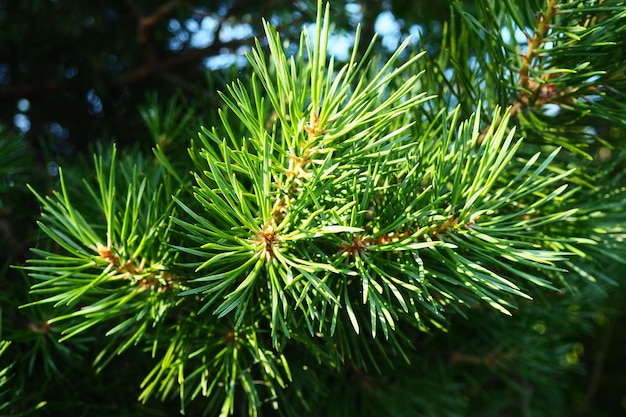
[15, 2, 626, 416]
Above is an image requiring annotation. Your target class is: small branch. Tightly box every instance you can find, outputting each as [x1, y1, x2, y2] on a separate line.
[124, 0, 182, 70]
[518, 0, 560, 102]
[138, 0, 181, 45]
[479, 0, 561, 144]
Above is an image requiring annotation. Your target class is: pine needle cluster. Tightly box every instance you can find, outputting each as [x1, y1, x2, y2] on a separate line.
[3, 1, 625, 416]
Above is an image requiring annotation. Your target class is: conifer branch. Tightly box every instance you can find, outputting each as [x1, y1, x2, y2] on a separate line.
[11, 2, 626, 416]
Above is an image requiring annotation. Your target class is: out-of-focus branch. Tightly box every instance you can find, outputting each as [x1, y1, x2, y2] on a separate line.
[0, 0, 301, 102]
[0, 38, 249, 100]
[124, 0, 182, 68]
[122, 38, 246, 81]
[131, 0, 181, 45]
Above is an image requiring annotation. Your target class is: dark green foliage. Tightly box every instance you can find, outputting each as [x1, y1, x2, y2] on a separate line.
[2, 1, 626, 416]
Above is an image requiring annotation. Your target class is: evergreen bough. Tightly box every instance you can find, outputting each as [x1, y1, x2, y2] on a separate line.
[4, 1, 625, 416]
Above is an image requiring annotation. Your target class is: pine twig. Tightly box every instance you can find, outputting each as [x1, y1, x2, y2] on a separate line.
[479, 0, 560, 144]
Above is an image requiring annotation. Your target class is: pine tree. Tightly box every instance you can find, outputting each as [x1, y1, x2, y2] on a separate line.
[2, 1, 626, 416]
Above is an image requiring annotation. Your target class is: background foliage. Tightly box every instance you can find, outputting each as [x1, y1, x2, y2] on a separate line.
[1, 0, 626, 416]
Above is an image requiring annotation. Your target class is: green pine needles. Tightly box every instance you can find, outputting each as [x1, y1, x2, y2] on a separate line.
[19, 1, 626, 416]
